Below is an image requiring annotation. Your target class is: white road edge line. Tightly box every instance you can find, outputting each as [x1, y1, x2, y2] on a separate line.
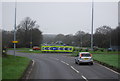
[26, 60, 35, 80]
[70, 66, 79, 73]
[97, 63, 120, 75]
[82, 75, 88, 81]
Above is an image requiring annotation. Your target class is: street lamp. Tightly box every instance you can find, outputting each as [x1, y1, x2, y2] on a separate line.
[91, 0, 94, 51]
[13, 1, 17, 56]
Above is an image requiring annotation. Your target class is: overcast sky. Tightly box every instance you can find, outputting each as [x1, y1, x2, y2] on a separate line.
[1, 2, 118, 35]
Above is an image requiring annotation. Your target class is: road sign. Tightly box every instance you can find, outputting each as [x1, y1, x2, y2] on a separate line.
[12, 41, 18, 43]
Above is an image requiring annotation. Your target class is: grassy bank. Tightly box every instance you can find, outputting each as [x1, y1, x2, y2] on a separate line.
[0, 57, 2, 80]
[8, 48, 42, 53]
[2, 55, 31, 79]
[19, 50, 42, 53]
[72, 51, 120, 55]
[93, 54, 120, 69]
[8, 48, 30, 50]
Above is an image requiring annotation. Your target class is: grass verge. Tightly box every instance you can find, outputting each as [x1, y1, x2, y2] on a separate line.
[2, 55, 31, 79]
[18, 50, 42, 53]
[72, 51, 120, 55]
[8, 48, 42, 53]
[0, 57, 2, 80]
[93, 54, 120, 69]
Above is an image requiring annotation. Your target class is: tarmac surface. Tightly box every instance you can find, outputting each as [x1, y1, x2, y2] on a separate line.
[7, 50, 119, 81]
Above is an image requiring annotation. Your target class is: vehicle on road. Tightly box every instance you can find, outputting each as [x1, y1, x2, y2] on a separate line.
[75, 52, 93, 65]
[32, 46, 40, 50]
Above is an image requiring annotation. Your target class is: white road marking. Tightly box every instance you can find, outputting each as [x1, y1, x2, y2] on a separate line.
[61, 61, 66, 64]
[65, 62, 69, 65]
[70, 66, 79, 73]
[32, 60, 35, 66]
[97, 63, 120, 75]
[50, 57, 59, 60]
[61, 61, 69, 65]
[82, 75, 88, 81]
[49, 57, 53, 59]
[55, 58, 59, 60]
[26, 60, 35, 80]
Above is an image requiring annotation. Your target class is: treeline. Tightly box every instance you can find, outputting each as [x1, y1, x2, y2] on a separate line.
[2, 17, 43, 48]
[43, 25, 119, 48]
[2, 16, 119, 48]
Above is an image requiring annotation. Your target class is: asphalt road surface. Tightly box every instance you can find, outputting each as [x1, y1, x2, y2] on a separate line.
[7, 50, 119, 81]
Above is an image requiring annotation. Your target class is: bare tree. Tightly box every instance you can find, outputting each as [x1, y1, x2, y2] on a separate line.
[16, 17, 42, 47]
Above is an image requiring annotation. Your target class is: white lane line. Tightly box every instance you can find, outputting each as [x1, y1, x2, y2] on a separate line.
[49, 57, 54, 59]
[61, 61, 66, 64]
[82, 75, 88, 81]
[70, 66, 79, 73]
[97, 63, 120, 75]
[61, 61, 69, 66]
[50, 57, 59, 61]
[55, 58, 59, 60]
[65, 62, 69, 65]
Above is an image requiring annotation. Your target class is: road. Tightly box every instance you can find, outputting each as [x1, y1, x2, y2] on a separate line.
[7, 50, 119, 81]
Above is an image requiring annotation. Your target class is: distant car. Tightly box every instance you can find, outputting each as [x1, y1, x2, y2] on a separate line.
[107, 48, 113, 51]
[32, 46, 40, 50]
[75, 52, 93, 65]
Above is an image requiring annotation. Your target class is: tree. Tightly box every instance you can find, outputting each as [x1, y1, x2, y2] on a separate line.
[64, 34, 74, 45]
[74, 30, 85, 47]
[54, 34, 65, 42]
[95, 26, 112, 34]
[94, 26, 112, 48]
[16, 17, 42, 48]
[32, 28, 43, 46]
[111, 26, 120, 46]
[2, 30, 13, 48]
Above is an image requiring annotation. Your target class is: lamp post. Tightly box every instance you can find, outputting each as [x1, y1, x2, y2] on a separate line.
[13, 1, 17, 56]
[91, 0, 94, 51]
